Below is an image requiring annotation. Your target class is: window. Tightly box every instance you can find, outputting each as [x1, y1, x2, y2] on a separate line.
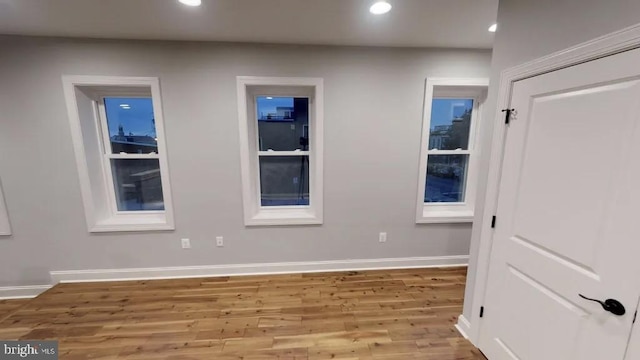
[416, 78, 488, 223]
[0, 179, 10, 235]
[101, 98, 165, 212]
[63, 76, 174, 232]
[257, 96, 310, 206]
[237, 77, 323, 226]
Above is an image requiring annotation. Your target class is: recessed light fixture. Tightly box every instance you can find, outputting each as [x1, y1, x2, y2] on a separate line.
[488, 23, 497, 32]
[178, 0, 201, 7]
[369, 1, 392, 15]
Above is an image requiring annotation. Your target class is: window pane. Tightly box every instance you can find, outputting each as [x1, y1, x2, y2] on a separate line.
[104, 97, 159, 154]
[429, 99, 473, 150]
[425, 155, 468, 203]
[257, 97, 309, 151]
[259, 156, 309, 206]
[111, 159, 165, 211]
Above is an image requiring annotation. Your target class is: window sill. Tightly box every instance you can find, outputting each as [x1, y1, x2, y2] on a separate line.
[246, 207, 322, 226]
[416, 209, 474, 224]
[90, 213, 174, 232]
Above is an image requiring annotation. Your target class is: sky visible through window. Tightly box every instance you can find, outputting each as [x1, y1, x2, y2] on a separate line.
[430, 98, 473, 129]
[104, 98, 156, 138]
[257, 97, 294, 120]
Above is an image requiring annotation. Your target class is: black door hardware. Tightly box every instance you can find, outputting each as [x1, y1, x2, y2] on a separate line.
[578, 294, 626, 316]
[501, 108, 514, 124]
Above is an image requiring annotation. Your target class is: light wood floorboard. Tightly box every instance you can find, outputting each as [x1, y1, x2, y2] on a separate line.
[0, 298, 30, 321]
[0, 267, 485, 360]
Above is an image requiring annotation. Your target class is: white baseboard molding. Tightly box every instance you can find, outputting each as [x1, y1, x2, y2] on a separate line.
[51, 255, 469, 283]
[0, 285, 52, 300]
[455, 314, 472, 340]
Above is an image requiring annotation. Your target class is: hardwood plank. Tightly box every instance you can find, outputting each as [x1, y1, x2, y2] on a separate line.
[0, 299, 30, 320]
[0, 267, 485, 360]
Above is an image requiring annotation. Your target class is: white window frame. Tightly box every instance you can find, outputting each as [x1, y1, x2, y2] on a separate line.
[415, 78, 488, 223]
[62, 75, 175, 232]
[0, 179, 11, 235]
[237, 76, 324, 226]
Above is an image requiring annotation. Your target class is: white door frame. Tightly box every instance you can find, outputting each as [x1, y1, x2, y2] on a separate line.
[468, 22, 640, 347]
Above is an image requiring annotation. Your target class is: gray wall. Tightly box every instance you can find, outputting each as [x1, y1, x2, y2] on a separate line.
[0, 36, 491, 287]
[463, 0, 640, 323]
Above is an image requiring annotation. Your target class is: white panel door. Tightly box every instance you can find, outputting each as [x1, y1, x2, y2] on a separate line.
[479, 47, 640, 360]
[626, 298, 640, 359]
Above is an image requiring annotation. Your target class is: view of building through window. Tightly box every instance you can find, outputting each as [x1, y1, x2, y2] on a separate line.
[105, 98, 158, 154]
[425, 98, 473, 203]
[104, 97, 164, 211]
[256, 96, 310, 206]
[428, 98, 473, 151]
[425, 154, 468, 202]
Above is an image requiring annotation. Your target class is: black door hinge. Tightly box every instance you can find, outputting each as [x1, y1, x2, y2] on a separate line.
[480, 306, 485, 318]
[502, 108, 514, 124]
[634, 310, 637, 324]
[491, 216, 496, 228]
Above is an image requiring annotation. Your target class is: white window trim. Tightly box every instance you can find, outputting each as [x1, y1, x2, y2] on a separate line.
[416, 78, 489, 223]
[237, 76, 324, 226]
[0, 179, 11, 235]
[62, 75, 175, 232]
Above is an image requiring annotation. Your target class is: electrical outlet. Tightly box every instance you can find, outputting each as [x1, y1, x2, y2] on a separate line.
[216, 236, 224, 247]
[379, 232, 387, 243]
[181, 238, 191, 249]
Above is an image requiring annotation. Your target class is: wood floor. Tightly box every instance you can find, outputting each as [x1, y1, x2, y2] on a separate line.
[0, 299, 29, 321]
[0, 267, 485, 360]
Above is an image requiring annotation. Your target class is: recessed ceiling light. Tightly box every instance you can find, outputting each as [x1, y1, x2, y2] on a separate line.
[488, 23, 497, 32]
[178, 0, 201, 7]
[370, 1, 392, 15]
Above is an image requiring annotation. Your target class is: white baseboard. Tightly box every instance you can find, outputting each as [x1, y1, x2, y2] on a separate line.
[0, 285, 52, 300]
[51, 255, 469, 283]
[455, 314, 472, 339]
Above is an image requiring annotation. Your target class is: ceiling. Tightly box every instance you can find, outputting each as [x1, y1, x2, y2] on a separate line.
[0, 0, 498, 48]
